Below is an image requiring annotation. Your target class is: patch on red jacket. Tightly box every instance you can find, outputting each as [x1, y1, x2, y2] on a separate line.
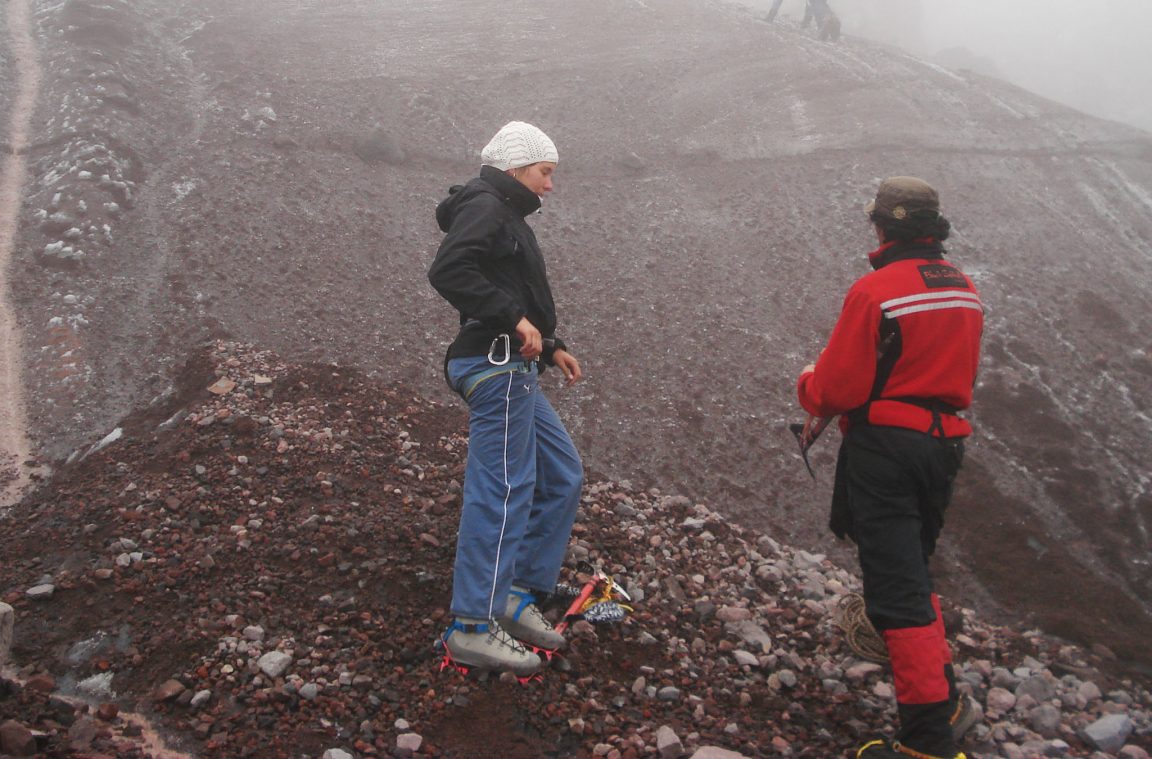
[918, 263, 967, 288]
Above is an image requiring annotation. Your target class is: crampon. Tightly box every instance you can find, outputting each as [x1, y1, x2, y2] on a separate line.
[433, 637, 545, 684]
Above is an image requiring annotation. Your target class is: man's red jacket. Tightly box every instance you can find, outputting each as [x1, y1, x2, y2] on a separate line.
[797, 240, 983, 438]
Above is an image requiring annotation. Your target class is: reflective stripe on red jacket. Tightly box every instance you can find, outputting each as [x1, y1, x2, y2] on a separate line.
[797, 240, 983, 438]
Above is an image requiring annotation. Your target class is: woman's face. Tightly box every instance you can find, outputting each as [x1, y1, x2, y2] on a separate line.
[510, 162, 556, 196]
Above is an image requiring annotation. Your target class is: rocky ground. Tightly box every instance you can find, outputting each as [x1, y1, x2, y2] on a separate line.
[1, 342, 1151, 758]
[3, 0, 1152, 754]
[3, 0, 1151, 671]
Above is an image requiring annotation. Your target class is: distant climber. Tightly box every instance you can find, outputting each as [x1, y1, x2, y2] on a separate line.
[795, 178, 984, 759]
[800, 0, 823, 27]
[818, 9, 840, 41]
[428, 121, 584, 676]
[803, 0, 841, 41]
[767, 0, 839, 39]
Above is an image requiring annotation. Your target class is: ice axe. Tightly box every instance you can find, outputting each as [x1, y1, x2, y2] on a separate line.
[788, 414, 832, 480]
[554, 570, 631, 634]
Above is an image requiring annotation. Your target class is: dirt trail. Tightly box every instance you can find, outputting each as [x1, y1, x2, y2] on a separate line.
[0, 0, 40, 509]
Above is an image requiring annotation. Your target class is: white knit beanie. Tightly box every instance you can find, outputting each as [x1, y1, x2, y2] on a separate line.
[480, 121, 559, 170]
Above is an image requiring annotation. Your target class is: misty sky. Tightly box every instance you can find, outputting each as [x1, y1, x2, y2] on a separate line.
[923, 0, 1152, 132]
[764, 0, 1152, 133]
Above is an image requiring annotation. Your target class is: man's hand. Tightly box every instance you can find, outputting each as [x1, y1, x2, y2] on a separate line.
[552, 349, 582, 386]
[801, 363, 815, 375]
[799, 414, 826, 447]
[515, 317, 542, 360]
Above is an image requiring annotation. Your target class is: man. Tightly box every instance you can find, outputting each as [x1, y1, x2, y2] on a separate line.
[817, 7, 841, 41]
[796, 178, 983, 759]
[802, 0, 832, 28]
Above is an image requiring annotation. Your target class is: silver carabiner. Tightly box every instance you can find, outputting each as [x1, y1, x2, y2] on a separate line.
[487, 333, 511, 366]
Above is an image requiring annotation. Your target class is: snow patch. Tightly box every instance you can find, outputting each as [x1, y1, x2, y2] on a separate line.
[918, 60, 967, 84]
[86, 427, 123, 458]
[1079, 182, 1119, 226]
[789, 99, 817, 145]
[1101, 160, 1152, 212]
[172, 179, 198, 201]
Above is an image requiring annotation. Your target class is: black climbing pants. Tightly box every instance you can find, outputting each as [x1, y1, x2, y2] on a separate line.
[831, 424, 964, 631]
[831, 424, 966, 755]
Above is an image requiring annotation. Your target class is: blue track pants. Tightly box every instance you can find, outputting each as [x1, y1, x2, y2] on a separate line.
[446, 356, 583, 621]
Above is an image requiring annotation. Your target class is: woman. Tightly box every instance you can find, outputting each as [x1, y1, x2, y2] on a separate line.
[428, 121, 583, 676]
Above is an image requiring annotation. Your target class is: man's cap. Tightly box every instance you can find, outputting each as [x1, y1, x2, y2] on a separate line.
[480, 121, 559, 171]
[865, 176, 940, 221]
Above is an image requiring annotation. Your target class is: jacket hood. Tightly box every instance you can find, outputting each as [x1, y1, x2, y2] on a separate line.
[435, 184, 467, 233]
[435, 166, 542, 232]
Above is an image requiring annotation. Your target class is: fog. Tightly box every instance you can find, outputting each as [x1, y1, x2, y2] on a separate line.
[744, 0, 1152, 134]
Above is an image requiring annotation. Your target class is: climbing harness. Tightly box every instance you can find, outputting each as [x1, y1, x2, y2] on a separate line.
[458, 360, 533, 401]
[449, 333, 537, 401]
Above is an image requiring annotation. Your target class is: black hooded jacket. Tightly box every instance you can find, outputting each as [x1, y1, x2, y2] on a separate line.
[429, 165, 567, 363]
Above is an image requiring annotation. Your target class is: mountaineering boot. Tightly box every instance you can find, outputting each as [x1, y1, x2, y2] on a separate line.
[880, 621, 960, 756]
[500, 586, 566, 650]
[441, 618, 541, 676]
[933, 596, 981, 742]
[944, 663, 981, 741]
[949, 694, 980, 741]
[856, 739, 967, 759]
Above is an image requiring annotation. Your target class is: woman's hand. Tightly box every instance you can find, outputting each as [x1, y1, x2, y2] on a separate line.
[552, 350, 582, 386]
[516, 317, 542, 360]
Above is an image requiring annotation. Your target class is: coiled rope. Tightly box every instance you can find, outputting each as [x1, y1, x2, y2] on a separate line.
[835, 593, 890, 663]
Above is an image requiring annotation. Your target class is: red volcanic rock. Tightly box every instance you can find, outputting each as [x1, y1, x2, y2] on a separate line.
[0, 720, 36, 756]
